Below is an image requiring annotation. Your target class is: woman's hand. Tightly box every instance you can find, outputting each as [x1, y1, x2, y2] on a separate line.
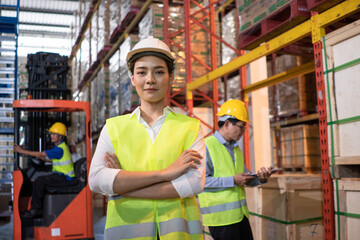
[104, 152, 121, 169]
[160, 150, 202, 181]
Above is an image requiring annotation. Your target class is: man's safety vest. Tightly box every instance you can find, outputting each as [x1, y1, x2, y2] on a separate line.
[105, 112, 203, 240]
[198, 135, 249, 227]
[52, 142, 75, 178]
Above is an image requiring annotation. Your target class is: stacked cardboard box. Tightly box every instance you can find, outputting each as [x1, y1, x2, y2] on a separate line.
[246, 175, 323, 240]
[323, 19, 360, 174]
[271, 124, 321, 173]
[333, 179, 360, 240]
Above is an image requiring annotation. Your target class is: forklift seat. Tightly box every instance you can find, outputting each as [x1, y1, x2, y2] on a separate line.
[45, 157, 87, 194]
[41, 158, 87, 226]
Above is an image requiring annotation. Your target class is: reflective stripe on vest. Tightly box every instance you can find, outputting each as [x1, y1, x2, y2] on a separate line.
[52, 142, 75, 178]
[198, 135, 249, 226]
[105, 219, 203, 240]
[105, 112, 203, 240]
[200, 199, 247, 214]
[53, 159, 72, 166]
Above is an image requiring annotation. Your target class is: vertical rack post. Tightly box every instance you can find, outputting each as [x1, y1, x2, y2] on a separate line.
[209, 0, 218, 132]
[163, 0, 170, 106]
[240, 50, 251, 168]
[311, 11, 335, 240]
[184, 0, 193, 116]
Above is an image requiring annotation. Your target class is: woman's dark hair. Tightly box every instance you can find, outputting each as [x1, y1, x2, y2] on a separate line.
[218, 118, 239, 129]
[129, 51, 174, 75]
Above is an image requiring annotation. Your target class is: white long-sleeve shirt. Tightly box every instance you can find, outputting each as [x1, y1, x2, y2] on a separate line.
[89, 106, 206, 198]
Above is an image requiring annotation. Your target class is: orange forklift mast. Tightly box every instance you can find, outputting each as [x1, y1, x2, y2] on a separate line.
[13, 99, 94, 240]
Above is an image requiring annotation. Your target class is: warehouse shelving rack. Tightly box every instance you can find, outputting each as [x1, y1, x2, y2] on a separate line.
[185, 1, 360, 239]
[69, 0, 360, 239]
[0, 0, 19, 220]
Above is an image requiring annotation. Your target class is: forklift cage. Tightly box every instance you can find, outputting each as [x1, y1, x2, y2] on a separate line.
[12, 99, 93, 240]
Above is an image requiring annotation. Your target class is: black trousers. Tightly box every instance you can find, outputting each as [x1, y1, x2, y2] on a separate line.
[31, 173, 68, 210]
[209, 217, 254, 240]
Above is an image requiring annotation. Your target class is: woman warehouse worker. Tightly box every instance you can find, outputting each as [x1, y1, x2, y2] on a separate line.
[89, 37, 206, 240]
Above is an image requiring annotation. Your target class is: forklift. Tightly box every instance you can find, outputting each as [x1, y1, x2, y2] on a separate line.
[12, 52, 94, 239]
[13, 99, 94, 239]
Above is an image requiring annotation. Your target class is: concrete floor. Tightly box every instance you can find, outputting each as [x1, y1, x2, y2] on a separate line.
[0, 207, 106, 240]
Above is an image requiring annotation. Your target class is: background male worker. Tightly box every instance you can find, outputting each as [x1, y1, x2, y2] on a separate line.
[198, 99, 272, 240]
[14, 122, 75, 218]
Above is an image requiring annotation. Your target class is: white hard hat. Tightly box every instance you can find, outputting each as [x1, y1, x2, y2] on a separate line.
[126, 37, 175, 72]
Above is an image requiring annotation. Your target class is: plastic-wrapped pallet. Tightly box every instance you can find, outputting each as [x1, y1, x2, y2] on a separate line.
[90, 7, 100, 64]
[226, 75, 241, 100]
[138, 4, 184, 41]
[97, 69, 106, 129]
[101, 0, 119, 41]
[267, 55, 317, 117]
[236, 0, 291, 33]
[189, 9, 221, 96]
[18, 59, 28, 99]
[138, 4, 185, 90]
[110, 0, 120, 34]
[221, 9, 238, 65]
[91, 77, 98, 132]
[119, 35, 139, 114]
[97, 3, 106, 46]
[109, 51, 120, 118]
[120, 0, 142, 23]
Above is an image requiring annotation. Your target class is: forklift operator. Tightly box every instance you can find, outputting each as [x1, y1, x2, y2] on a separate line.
[13, 122, 75, 218]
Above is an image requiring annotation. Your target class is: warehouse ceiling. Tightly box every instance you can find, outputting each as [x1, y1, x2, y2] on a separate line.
[1, 0, 79, 38]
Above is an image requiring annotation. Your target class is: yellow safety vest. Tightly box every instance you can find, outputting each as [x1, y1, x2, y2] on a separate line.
[198, 136, 249, 227]
[52, 142, 75, 178]
[105, 112, 203, 240]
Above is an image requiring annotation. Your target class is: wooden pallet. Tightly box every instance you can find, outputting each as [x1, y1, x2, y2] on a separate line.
[306, 0, 345, 12]
[238, 0, 310, 50]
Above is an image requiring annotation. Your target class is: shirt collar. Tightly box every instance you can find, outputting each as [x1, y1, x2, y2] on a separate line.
[129, 106, 176, 121]
[55, 140, 64, 146]
[214, 130, 238, 147]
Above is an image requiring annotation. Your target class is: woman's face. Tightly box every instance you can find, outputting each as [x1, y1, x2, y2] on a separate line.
[131, 55, 171, 104]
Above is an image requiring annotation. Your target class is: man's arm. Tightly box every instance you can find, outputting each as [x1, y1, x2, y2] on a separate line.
[14, 144, 48, 161]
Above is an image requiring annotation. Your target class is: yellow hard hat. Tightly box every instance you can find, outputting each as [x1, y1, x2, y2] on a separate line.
[217, 99, 249, 122]
[126, 37, 175, 72]
[48, 122, 67, 136]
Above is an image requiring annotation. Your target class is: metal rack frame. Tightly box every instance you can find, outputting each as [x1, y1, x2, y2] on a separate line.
[185, 1, 360, 239]
[69, 1, 360, 238]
